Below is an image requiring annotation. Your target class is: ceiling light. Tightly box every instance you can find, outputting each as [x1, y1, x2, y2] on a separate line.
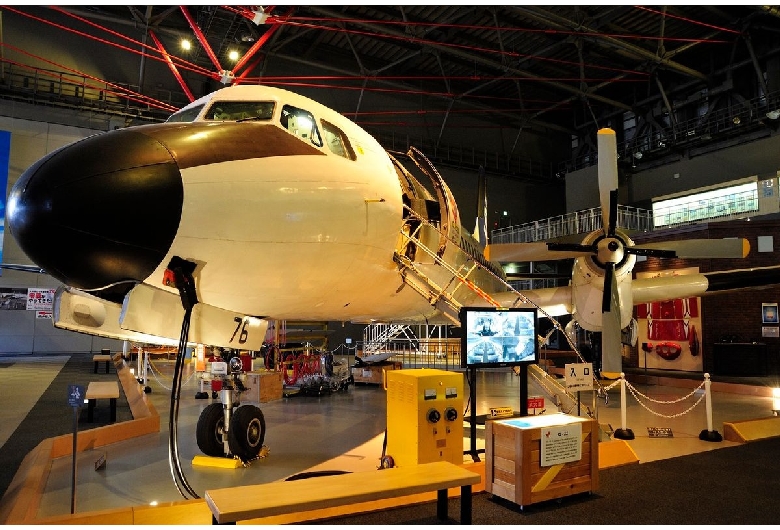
[228, 50, 240, 62]
[766, 110, 780, 120]
[634, 152, 643, 159]
[180, 39, 191, 51]
[732, 116, 741, 125]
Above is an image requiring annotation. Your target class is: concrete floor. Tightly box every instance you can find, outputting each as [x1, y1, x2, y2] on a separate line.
[2, 354, 777, 520]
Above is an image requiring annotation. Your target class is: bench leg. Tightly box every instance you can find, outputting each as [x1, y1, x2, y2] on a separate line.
[110, 398, 117, 423]
[460, 485, 472, 524]
[212, 514, 235, 525]
[437, 489, 448, 520]
[104, 360, 110, 374]
[87, 399, 95, 422]
[94, 361, 99, 374]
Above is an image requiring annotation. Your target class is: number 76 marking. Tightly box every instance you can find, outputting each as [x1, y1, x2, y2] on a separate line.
[230, 317, 249, 344]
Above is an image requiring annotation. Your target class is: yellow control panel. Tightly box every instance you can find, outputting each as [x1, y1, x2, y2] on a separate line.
[385, 368, 464, 467]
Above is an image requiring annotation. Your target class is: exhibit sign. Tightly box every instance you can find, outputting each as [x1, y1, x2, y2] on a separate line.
[541, 422, 582, 466]
[564, 363, 594, 391]
[762, 326, 780, 338]
[27, 288, 56, 311]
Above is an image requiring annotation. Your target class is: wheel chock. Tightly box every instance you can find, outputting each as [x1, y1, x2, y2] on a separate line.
[192, 455, 242, 469]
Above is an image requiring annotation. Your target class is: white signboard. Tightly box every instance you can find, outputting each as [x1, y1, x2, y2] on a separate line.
[541, 422, 583, 466]
[27, 288, 56, 311]
[564, 362, 594, 391]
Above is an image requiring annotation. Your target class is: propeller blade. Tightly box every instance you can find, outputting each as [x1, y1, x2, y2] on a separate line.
[607, 188, 618, 237]
[631, 238, 750, 259]
[601, 262, 615, 313]
[485, 242, 588, 262]
[597, 128, 619, 234]
[601, 264, 623, 376]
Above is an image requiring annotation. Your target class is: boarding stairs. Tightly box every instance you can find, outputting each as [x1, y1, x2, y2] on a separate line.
[393, 210, 502, 326]
[387, 209, 605, 420]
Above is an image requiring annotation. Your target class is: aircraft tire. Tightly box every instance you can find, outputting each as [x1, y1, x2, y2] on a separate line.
[196, 402, 227, 457]
[228, 405, 266, 462]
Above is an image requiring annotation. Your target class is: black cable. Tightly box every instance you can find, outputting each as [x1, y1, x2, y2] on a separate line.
[165, 259, 201, 500]
[168, 308, 199, 499]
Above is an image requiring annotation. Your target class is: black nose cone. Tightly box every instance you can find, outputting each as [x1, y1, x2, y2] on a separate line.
[7, 127, 183, 290]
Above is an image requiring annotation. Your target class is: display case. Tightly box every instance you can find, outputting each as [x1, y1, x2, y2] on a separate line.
[485, 413, 598, 508]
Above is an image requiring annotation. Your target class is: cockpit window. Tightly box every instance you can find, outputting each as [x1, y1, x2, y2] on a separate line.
[321, 120, 356, 160]
[167, 104, 205, 123]
[280, 105, 323, 147]
[205, 101, 275, 121]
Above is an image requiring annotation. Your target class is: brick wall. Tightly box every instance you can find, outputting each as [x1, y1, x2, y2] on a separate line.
[631, 218, 780, 375]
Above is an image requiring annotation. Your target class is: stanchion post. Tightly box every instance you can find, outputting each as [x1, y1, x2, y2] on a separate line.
[699, 373, 722, 442]
[613, 372, 635, 440]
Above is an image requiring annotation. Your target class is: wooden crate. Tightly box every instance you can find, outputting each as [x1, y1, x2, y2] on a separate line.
[243, 371, 283, 403]
[485, 413, 598, 508]
[351, 362, 402, 385]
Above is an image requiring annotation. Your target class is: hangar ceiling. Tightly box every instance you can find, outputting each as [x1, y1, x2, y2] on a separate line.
[2, 5, 780, 182]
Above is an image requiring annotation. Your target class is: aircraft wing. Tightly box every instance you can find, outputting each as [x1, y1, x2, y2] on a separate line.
[632, 264, 780, 304]
[488, 285, 574, 318]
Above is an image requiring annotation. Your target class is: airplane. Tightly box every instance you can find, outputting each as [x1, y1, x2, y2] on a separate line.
[6, 84, 780, 493]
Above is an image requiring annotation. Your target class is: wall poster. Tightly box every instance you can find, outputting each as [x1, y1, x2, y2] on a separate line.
[762, 303, 778, 324]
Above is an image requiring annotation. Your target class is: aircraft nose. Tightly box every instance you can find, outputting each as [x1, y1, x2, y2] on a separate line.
[7, 128, 183, 291]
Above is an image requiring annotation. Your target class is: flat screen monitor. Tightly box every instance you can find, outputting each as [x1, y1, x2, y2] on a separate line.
[460, 307, 538, 368]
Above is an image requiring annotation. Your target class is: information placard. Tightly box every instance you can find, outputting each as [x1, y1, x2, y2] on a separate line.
[541, 422, 582, 466]
[564, 363, 594, 391]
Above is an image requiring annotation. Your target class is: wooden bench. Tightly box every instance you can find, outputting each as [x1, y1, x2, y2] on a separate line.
[92, 354, 112, 374]
[86, 381, 120, 423]
[205, 460, 481, 525]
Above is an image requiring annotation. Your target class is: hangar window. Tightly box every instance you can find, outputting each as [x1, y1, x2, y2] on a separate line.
[205, 101, 275, 121]
[167, 104, 205, 122]
[280, 105, 323, 147]
[321, 120, 355, 160]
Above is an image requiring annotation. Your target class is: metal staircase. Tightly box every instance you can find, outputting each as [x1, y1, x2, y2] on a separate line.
[362, 324, 419, 354]
[393, 208, 503, 326]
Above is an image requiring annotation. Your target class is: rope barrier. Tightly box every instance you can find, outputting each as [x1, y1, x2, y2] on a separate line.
[612, 372, 720, 442]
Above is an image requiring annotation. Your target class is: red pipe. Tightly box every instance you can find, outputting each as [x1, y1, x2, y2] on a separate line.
[233, 23, 282, 75]
[149, 30, 195, 103]
[179, 5, 223, 73]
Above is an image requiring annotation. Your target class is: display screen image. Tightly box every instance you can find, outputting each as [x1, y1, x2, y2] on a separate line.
[460, 307, 538, 368]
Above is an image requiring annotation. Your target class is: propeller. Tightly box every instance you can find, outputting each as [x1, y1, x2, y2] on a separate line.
[484, 127, 753, 377]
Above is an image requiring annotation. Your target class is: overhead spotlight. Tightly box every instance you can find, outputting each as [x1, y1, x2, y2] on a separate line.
[766, 110, 780, 120]
[228, 50, 240, 62]
[732, 116, 741, 125]
[180, 38, 191, 51]
[634, 151, 643, 160]
[658, 141, 666, 148]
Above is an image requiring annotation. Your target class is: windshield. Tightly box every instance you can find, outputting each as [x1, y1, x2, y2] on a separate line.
[167, 104, 204, 123]
[205, 101, 275, 121]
